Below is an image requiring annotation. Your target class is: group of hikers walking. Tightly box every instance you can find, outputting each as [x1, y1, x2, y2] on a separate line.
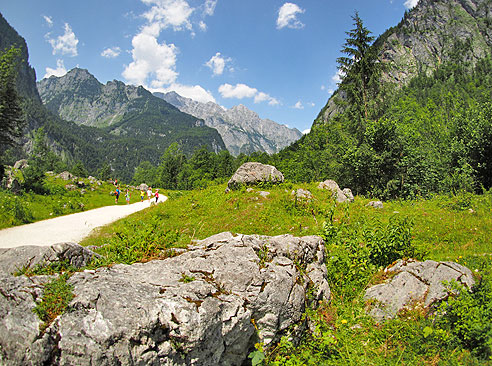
[113, 183, 159, 205]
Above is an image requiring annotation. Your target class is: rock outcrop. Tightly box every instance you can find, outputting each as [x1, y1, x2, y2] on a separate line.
[0, 242, 97, 276]
[317, 180, 353, 203]
[227, 162, 284, 191]
[0, 233, 329, 365]
[364, 259, 475, 321]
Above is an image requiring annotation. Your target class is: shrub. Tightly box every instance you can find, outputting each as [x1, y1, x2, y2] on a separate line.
[322, 214, 424, 300]
[0, 194, 33, 226]
[435, 271, 492, 359]
[33, 273, 74, 332]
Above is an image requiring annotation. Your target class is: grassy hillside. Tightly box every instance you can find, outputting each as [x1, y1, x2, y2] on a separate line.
[78, 182, 492, 364]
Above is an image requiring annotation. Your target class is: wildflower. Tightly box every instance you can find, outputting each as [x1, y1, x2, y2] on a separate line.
[341, 319, 348, 324]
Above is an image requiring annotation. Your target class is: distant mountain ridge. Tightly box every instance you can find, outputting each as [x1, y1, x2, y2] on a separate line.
[155, 91, 303, 156]
[36, 67, 225, 154]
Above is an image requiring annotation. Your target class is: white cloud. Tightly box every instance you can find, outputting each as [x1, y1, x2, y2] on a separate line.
[219, 83, 257, 99]
[198, 20, 207, 31]
[101, 47, 121, 58]
[44, 59, 67, 78]
[302, 128, 311, 135]
[43, 15, 53, 27]
[404, 0, 419, 9]
[332, 69, 344, 84]
[277, 3, 305, 30]
[293, 101, 303, 109]
[122, 33, 178, 87]
[160, 83, 216, 103]
[254, 92, 279, 106]
[219, 83, 279, 105]
[203, 0, 217, 16]
[141, 0, 194, 35]
[47, 23, 79, 57]
[205, 52, 231, 75]
[124, 0, 218, 102]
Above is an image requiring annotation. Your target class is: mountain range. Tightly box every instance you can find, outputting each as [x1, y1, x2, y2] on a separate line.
[36, 68, 302, 157]
[36, 68, 225, 152]
[155, 91, 302, 156]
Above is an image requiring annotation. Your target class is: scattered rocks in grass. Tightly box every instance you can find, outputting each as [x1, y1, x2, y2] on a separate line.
[292, 188, 313, 200]
[137, 183, 149, 191]
[0, 233, 329, 365]
[227, 162, 284, 191]
[57, 171, 73, 181]
[364, 259, 475, 321]
[342, 188, 354, 202]
[317, 180, 351, 203]
[366, 200, 384, 209]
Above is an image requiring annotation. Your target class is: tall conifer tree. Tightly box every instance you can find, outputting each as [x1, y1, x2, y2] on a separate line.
[336, 12, 379, 139]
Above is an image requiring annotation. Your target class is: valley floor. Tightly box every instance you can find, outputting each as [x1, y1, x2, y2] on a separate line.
[0, 197, 166, 248]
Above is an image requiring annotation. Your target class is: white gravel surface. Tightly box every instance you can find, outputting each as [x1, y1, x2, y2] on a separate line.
[0, 197, 167, 249]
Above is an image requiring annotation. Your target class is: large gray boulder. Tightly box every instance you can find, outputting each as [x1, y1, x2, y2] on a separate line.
[365, 259, 475, 321]
[0, 242, 98, 276]
[227, 162, 284, 191]
[0, 232, 329, 365]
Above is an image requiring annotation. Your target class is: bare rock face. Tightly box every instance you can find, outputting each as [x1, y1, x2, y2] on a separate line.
[227, 162, 284, 191]
[0, 232, 329, 365]
[364, 259, 475, 321]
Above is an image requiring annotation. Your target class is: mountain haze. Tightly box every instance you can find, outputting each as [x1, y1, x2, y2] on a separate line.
[155, 91, 303, 156]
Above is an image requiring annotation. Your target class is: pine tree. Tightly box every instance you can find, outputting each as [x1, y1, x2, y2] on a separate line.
[336, 12, 379, 138]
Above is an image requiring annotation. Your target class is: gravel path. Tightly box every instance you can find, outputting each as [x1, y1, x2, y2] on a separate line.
[0, 197, 167, 249]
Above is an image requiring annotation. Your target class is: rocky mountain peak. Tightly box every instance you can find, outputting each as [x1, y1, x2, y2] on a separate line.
[156, 91, 302, 156]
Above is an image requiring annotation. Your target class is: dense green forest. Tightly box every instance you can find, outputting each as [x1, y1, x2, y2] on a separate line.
[128, 56, 492, 198]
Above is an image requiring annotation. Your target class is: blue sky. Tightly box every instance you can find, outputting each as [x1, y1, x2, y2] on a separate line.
[1, 0, 419, 133]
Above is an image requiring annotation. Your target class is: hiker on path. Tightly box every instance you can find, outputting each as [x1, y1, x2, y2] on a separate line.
[125, 189, 130, 205]
[147, 187, 153, 201]
[140, 189, 145, 202]
[115, 186, 121, 204]
[155, 189, 159, 203]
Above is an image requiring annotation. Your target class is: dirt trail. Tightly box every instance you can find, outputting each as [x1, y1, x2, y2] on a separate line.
[0, 197, 167, 249]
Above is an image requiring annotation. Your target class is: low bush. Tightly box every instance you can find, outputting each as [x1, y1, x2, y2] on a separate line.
[322, 212, 425, 301]
[32, 273, 74, 332]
